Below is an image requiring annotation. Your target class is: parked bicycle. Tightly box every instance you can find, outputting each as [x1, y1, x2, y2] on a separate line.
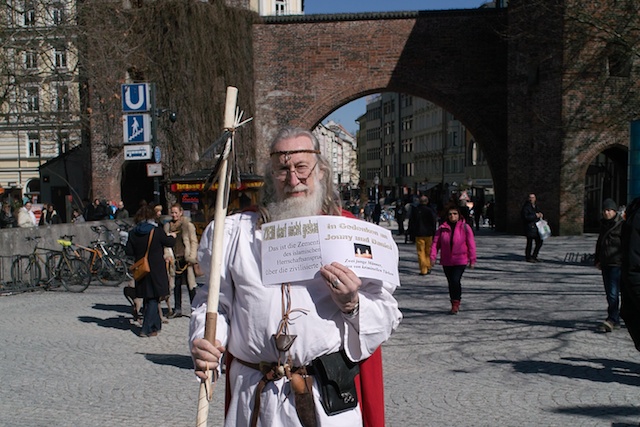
[91, 222, 134, 278]
[64, 230, 128, 287]
[11, 236, 91, 293]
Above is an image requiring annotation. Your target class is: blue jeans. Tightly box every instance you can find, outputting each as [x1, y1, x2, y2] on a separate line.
[601, 266, 621, 325]
[141, 298, 161, 335]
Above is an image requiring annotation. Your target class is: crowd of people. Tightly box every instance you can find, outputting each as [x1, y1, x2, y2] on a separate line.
[3, 123, 640, 425]
[0, 197, 131, 229]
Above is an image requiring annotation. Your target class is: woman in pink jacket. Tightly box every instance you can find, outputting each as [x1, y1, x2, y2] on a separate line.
[430, 204, 477, 314]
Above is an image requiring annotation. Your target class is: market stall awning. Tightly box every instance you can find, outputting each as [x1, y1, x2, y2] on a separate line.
[168, 171, 263, 192]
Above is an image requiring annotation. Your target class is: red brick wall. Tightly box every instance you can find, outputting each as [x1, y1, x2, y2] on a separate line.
[253, 9, 509, 221]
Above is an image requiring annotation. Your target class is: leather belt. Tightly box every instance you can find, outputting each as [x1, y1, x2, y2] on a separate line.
[234, 357, 316, 376]
[230, 354, 317, 427]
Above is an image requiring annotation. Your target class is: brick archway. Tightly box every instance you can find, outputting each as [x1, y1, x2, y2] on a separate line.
[253, 9, 509, 226]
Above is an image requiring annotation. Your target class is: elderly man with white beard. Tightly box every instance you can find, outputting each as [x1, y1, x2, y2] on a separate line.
[189, 127, 402, 427]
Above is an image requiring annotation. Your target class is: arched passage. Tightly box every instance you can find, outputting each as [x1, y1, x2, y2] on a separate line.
[254, 10, 509, 227]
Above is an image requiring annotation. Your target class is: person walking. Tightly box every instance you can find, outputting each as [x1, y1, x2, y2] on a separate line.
[190, 127, 401, 426]
[126, 205, 175, 337]
[594, 198, 623, 332]
[164, 203, 199, 318]
[430, 204, 477, 314]
[395, 199, 406, 237]
[521, 193, 544, 262]
[372, 202, 382, 225]
[410, 195, 438, 275]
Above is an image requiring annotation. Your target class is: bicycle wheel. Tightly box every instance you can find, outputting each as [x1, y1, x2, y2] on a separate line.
[59, 257, 91, 293]
[96, 255, 127, 286]
[45, 252, 64, 289]
[11, 255, 41, 289]
[105, 243, 126, 259]
[106, 243, 134, 279]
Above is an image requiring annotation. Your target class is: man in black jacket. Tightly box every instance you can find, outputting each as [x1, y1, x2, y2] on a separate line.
[521, 193, 544, 262]
[621, 197, 640, 351]
[594, 198, 623, 332]
[410, 195, 437, 275]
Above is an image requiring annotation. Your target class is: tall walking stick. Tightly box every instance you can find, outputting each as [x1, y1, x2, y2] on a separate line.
[196, 86, 238, 426]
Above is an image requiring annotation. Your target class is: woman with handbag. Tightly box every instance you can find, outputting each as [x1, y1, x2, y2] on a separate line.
[126, 204, 176, 337]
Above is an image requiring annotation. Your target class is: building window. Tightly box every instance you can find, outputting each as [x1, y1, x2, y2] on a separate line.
[57, 132, 69, 153]
[402, 162, 414, 177]
[383, 101, 395, 115]
[54, 47, 67, 68]
[52, 2, 65, 25]
[275, 0, 286, 15]
[402, 138, 413, 153]
[25, 50, 37, 69]
[23, 0, 35, 26]
[402, 94, 413, 108]
[28, 133, 40, 157]
[56, 85, 69, 111]
[384, 122, 394, 135]
[401, 116, 413, 131]
[366, 128, 381, 141]
[26, 87, 39, 111]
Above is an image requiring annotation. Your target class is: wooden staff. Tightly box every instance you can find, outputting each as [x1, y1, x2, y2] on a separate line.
[196, 86, 238, 427]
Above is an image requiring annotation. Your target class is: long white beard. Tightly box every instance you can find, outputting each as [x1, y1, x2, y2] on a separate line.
[268, 179, 325, 222]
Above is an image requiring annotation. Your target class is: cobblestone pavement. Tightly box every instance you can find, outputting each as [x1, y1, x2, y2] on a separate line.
[1, 227, 639, 426]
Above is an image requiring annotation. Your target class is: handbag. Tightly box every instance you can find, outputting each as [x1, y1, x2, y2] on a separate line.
[192, 263, 204, 277]
[129, 229, 154, 281]
[536, 219, 551, 240]
[311, 351, 359, 416]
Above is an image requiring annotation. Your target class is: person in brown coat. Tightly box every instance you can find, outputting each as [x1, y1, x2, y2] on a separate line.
[126, 205, 175, 337]
[164, 203, 199, 318]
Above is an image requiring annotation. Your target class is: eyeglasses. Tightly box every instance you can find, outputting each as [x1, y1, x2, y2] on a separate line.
[273, 161, 318, 183]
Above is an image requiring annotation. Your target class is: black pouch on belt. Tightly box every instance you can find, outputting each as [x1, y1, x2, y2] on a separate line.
[311, 350, 359, 416]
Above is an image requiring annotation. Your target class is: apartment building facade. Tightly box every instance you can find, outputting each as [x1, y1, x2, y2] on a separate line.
[313, 120, 359, 201]
[358, 92, 493, 208]
[0, 0, 81, 204]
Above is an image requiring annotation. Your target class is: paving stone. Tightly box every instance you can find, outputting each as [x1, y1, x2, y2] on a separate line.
[0, 227, 638, 426]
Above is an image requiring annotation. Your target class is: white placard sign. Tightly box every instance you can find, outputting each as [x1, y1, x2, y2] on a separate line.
[261, 216, 399, 286]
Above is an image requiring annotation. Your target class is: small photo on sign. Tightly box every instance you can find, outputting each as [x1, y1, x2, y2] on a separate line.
[354, 243, 373, 259]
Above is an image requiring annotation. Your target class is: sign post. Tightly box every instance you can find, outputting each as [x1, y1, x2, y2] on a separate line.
[121, 82, 162, 205]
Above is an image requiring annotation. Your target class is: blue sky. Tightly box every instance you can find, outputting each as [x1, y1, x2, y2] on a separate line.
[307, 0, 489, 134]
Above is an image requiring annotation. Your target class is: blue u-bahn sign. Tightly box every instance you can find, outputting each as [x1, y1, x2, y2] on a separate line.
[121, 83, 150, 113]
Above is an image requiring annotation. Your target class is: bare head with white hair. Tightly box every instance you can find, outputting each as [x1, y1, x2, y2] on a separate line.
[261, 127, 341, 222]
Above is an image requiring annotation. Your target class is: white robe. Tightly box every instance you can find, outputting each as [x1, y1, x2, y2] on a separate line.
[189, 211, 402, 427]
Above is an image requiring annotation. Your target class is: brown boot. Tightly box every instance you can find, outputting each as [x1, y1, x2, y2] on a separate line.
[449, 300, 460, 315]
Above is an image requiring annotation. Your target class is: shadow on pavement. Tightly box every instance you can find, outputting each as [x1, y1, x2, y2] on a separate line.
[555, 406, 640, 421]
[489, 357, 640, 387]
[78, 315, 132, 331]
[142, 353, 193, 370]
[92, 303, 131, 314]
